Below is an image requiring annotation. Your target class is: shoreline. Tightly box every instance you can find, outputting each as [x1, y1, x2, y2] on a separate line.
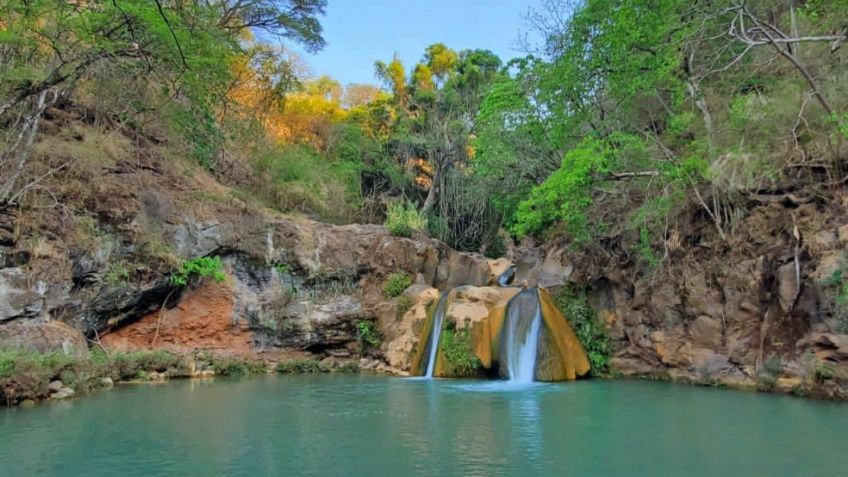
[3, 348, 846, 408]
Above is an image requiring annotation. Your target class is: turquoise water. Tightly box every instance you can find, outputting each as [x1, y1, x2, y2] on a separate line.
[2, 375, 847, 476]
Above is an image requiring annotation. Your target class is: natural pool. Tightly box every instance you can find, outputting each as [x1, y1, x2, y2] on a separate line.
[1, 375, 847, 476]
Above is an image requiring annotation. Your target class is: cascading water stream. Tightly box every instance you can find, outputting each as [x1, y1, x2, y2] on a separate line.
[502, 289, 542, 383]
[512, 306, 541, 382]
[423, 292, 449, 378]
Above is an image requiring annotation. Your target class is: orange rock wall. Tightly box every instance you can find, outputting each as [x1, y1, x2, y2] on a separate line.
[101, 279, 252, 354]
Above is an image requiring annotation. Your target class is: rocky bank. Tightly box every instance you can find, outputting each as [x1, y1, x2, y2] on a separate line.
[1, 115, 848, 401]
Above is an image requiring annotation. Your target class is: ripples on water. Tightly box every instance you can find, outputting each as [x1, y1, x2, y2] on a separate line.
[2, 375, 848, 477]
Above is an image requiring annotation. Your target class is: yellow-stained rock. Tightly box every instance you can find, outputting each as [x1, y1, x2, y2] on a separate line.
[538, 288, 591, 380]
[436, 287, 519, 374]
[394, 285, 590, 381]
[487, 258, 513, 285]
[385, 286, 440, 374]
[536, 326, 567, 381]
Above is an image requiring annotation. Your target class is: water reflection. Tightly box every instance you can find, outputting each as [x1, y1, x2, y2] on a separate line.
[3, 376, 848, 477]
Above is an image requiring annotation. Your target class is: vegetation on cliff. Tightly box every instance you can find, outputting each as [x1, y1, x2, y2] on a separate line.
[4, 0, 844, 265]
[1, 0, 848, 398]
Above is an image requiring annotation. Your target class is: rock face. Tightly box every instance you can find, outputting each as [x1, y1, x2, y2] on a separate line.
[0, 320, 88, 357]
[388, 285, 590, 381]
[101, 279, 252, 354]
[2, 123, 847, 400]
[512, 202, 848, 398]
[1, 171, 501, 363]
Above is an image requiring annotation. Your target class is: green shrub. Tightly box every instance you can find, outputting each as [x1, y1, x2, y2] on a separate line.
[440, 324, 482, 377]
[554, 286, 611, 375]
[0, 349, 190, 405]
[384, 201, 427, 237]
[212, 357, 266, 377]
[103, 261, 131, 286]
[253, 144, 363, 223]
[335, 361, 361, 374]
[171, 256, 226, 286]
[356, 320, 382, 352]
[109, 350, 186, 380]
[382, 271, 412, 297]
[821, 255, 848, 331]
[756, 356, 782, 392]
[483, 232, 507, 259]
[276, 359, 329, 374]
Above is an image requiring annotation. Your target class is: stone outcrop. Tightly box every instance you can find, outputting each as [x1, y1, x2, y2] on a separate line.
[0, 320, 88, 357]
[388, 285, 590, 381]
[512, 200, 848, 398]
[101, 279, 252, 354]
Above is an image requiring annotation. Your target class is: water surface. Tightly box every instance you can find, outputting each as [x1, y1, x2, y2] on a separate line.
[2, 375, 846, 476]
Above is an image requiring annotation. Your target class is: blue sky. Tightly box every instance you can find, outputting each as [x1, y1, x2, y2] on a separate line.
[290, 0, 543, 86]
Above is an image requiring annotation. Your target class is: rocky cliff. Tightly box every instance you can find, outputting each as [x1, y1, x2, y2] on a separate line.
[1, 116, 847, 399]
[510, 195, 848, 399]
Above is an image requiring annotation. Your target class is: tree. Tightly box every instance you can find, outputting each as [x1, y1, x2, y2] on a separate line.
[0, 0, 328, 206]
[374, 54, 408, 106]
[343, 84, 382, 109]
[213, 0, 327, 52]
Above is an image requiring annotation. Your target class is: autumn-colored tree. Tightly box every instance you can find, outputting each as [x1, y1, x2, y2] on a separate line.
[374, 54, 408, 106]
[412, 63, 436, 92]
[424, 43, 459, 86]
[343, 84, 383, 109]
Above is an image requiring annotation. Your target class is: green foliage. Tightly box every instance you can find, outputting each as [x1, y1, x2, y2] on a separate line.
[440, 324, 481, 377]
[170, 256, 226, 287]
[276, 359, 329, 374]
[335, 361, 361, 374]
[273, 263, 291, 276]
[483, 232, 508, 259]
[253, 143, 363, 223]
[382, 271, 413, 298]
[211, 357, 266, 377]
[356, 320, 382, 352]
[275, 359, 360, 374]
[0, 349, 190, 405]
[821, 255, 848, 331]
[554, 287, 611, 374]
[757, 356, 783, 392]
[384, 201, 427, 237]
[104, 261, 132, 286]
[510, 136, 626, 241]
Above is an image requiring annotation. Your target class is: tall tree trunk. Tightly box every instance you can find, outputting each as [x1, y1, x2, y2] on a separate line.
[421, 162, 440, 213]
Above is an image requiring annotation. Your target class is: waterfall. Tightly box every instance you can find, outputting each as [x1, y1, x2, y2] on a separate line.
[502, 289, 542, 382]
[423, 292, 449, 378]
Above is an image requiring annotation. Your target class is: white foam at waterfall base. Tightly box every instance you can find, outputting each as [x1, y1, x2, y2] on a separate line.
[424, 293, 449, 378]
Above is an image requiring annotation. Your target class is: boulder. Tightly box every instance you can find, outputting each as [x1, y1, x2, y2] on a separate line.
[384, 286, 440, 373]
[0, 320, 88, 357]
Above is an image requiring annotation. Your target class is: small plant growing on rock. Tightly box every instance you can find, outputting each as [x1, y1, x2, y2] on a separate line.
[211, 357, 266, 377]
[170, 256, 226, 286]
[821, 255, 848, 331]
[756, 356, 782, 392]
[382, 271, 412, 297]
[441, 321, 481, 377]
[103, 260, 131, 285]
[483, 232, 507, 259]
[356, 320, 382, 353]
[554, 286, 611, 375]
[276, 359, 329, 374]
[335, 361, 360, 374]
[384, 201, 427, 238]
[395, 295, 414, 320]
